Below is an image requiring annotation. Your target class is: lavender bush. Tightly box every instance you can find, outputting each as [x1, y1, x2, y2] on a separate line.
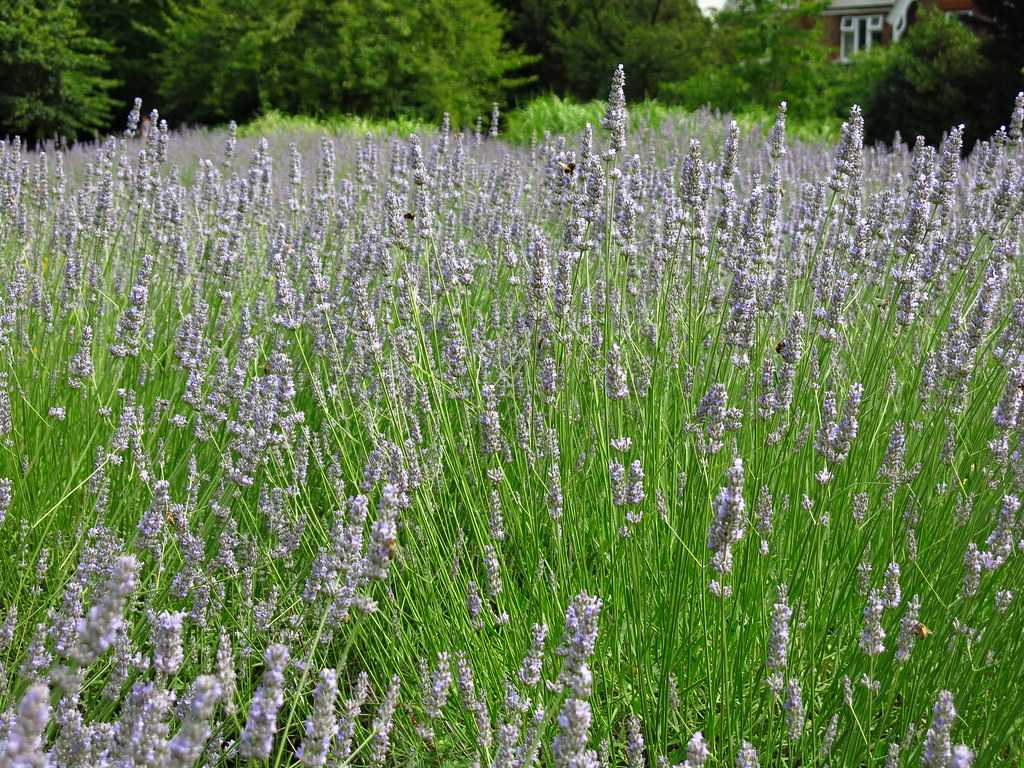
[0, 78, 1022, 767]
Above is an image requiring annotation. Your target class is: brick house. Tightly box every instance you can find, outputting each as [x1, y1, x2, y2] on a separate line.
[822, 0, 978, 61]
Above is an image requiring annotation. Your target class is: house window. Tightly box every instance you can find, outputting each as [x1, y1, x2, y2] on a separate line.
[839, 14, 884, 61]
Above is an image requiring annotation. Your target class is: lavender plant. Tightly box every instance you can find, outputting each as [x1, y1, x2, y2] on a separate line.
[0, 72, 1022, 766]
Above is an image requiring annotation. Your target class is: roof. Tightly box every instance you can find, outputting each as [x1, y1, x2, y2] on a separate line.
[823, 0, 896, 13]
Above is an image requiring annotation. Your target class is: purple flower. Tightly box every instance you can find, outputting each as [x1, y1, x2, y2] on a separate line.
[603, 65, 627, 154]
[238, 643, 290, 760]
[922, 690, 956, 767]
[707, 458, 746, 579]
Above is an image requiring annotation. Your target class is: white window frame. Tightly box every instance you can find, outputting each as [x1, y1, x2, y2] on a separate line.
[839, 14, 884, 62]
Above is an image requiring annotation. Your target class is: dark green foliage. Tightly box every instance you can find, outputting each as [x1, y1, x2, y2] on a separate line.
[970, 0, 1024, 141]
[660, 0, 837, 121]
[0, 0, 1017, 144]
[78, 0, 171, 128]
[502, 0, 711, 101]
[0, 0, 118, 142]
[858, 9, 988, 146]
[156, 0, 271, 125]
[158, 0, 533, 126]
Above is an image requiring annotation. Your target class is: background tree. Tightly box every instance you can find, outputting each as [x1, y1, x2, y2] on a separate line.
[0, 0, 118, 142]
[661, 0, 836, 121]
[159, 0, 532, 126]
[78, 0, 171, 129]
[501, 0, 711, 102]
[970, 0, 1024, 140]
[858, 9, 988, 146]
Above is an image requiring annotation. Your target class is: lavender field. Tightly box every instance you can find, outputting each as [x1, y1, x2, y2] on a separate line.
[1, 70, 1023, 767]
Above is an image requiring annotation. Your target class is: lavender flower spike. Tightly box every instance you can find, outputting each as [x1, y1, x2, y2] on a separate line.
[71, 554, 140, 665]
[922, 690, 956, 767]
[238, 643, 290, 760]
[707, 457, 747, 578]
[687, 731, 711, 767]
[297, 668, 339, 767]
[0, 683, 50, 767]
[603, 65, 627, 153]
[167, 675, 222, 768]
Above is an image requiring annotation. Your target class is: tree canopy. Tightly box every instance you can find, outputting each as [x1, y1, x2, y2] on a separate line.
[0, 0, 118, 141]
[0, 0, 1020, 146]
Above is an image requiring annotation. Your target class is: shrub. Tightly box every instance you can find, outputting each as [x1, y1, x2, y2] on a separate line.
[860, 9, 988, 146]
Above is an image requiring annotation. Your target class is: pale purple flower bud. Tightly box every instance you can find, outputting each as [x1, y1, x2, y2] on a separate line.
[821, 714, 839, 759]
[735, 741, 760, 768]
[547, 462, 564, 522]
[488, 489, 505, 542]
[518, 624, 547, 687]
[611, 436, 632, 453]
[985, 495, 1019, 568]
[167, 675, 222, 768]
[484, 545, 502, 598]
[558, 593, 602, 698]
[755, 487, 773, 553]
[480, 384, 504, 455]
[603, 65, 627, 154]
[217, 629, 237, 715]
[490, 103, 500, 139]
[707, 458, 746, 576]
[238, 644, 290, 760]
[540, 356, 558, 401]
[950, 744, 973, 768]
[995, 590, 1013, 613]
[721, 121, 740, 181]
[125, 97, 143, 137]
[886, 742, 901, 768]
[335, 671, 369, 762]
[859, 589, 886, 656]
[879, 422, 907, 481]
[467, 581, 483, 630]
[297, 668, 339, 767]
[693, 384, 743, 455]
[370, 674, 401, 766]
[767, 585, 791, 674]
[423, 652, 452, 719]
[626, 714, 645, 768]
[0, 479, 11, 525]
[553, 698, 598, 768]
[627, 460, 645, 506]
[963, 543, 982, 598]
[882, 562, 901, 608]
[367, 485, 399, 581]
[784, 678, 805, 740]
[687, 731, 710, 767]
[0, 683, 49, 767]
[606, 344, 629, 400]
[922, 690, 956, 767]
[150, 610, 185, 677]
[935, 126, 963, 212]
[768, 102, 787, 161]
[896, 594, 922, 663]
[815, 384, 863, 465]
[72, 554, 140, 665]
